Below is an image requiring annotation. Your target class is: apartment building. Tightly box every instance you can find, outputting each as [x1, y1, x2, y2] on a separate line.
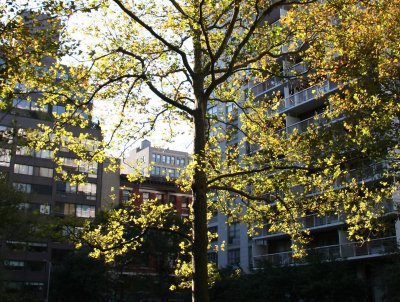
[123, 139, 190, 179]
[115, 173, 191, 302]
[208, 5, 400, 297]
[0, 14, 119, 301]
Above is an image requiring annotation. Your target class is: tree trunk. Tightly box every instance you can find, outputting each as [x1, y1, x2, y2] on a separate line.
[191, 97, 209, 302]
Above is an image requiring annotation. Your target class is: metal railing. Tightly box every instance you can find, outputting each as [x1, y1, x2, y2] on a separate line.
[284, 80, 338, 112]
[252, 77, 283, 98]
[253, 236, 398, 267]
[255, 213, 342, 238]
[254, 245, 341, 266]
[286, 112, 328, 134]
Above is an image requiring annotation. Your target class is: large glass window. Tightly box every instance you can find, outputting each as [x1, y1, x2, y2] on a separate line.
[13, 183, 32, 193]
[63, 203, 75, 215]
[0, 126, 13, 143]
[76, 205, 95, 218]
[227, 249, 240, 265]
[142, 192, 150, 201]
[121, 189, 131, 202]
[4, 260, 25, 270]
[38, 167, 53, 178]
[77, 183, 97, 200]
[0, 148, 11, 166]
[14, 164, 33, 175]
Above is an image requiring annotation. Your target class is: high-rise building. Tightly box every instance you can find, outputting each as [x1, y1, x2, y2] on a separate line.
[208, 5, 400, 296]
[0, 13, 119, 301]
[123, 139, 190, 179]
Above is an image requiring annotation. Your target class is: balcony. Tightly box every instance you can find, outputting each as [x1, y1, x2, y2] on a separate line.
[286, 112, 328, 134]
[336, 161, 389, 187]
[254, 213, 342, 239]
[253, 236, 398, 268]
[341, 236, 398, 259]
[252, 76, 284, 99]
[254, 245, 341, 267]
[283, 80, 338, 112]
[286, 62, 308, 77]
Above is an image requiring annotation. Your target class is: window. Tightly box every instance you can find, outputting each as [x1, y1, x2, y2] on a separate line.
[180, 158, 185, 166]
[151, 166, 161, 175]
[169, 195, 176, 205]
[13, 183, 32, 193]
[31, 101, 48, 112]
[12, 99, 47, 112]
[0, 126, 13, 143]
[156, 154, 161, 162]
[170, 156, 175, 165]
[52, 105, 65, 115]
[4, 260, 24, 270]
[38, 167, 53, 178]
[151, 153, 156, 162]
[14, 164, 33, 175]
[77, 183, 97, 200]
[78, 161, 98, 177]
[156, 194, 164, 202]
[61, 157, 77, 168]
[39, 204, 50, 215]
[26, 242, 47, 253]
[162, 155, 166, 163]
[31, 184, 52, 195]
[228, 223, 240, 244]
[161, 167, 166, 175]
[121, 189, 131, 202]
[166, 156, 171, 164]
[168, 168, 175, 177]
[63, 203, 75, 215]
[227, 249, 240, 265]
[142, 192, 150, 201]
[36, 149, 53, 159]
[76, 205, 95, 218]
[0, 148, 11, 166]
[56, 181, 76, 194]
[208, 106, 218, 117]
[12, 99, 30, 110]
[181, 196, 189, 208]
[16, 147, 33, 156]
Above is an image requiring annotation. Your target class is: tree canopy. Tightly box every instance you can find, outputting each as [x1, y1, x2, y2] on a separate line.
[1, 1, 399, 302]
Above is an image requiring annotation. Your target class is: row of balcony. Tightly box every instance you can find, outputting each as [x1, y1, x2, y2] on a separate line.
[253, 236, 398, 267]
[254, 213, 342, 239]
[251, 62, 309, 98]
[283, 80, 338, 112]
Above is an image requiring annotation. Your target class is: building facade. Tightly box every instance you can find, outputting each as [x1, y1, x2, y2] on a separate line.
[207, 5, 400, 300]
[123, 140, 190, 179]
[0, 14, 119, 301]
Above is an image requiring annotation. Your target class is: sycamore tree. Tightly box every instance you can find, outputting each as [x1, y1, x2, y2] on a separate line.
[2, 1, 399, 302]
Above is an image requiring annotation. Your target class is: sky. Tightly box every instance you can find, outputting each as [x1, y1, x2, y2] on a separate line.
[63, 3, 194, 156]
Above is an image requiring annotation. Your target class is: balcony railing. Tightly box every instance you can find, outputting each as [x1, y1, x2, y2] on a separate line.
[286, 112, 328, 134]
[341, 237, 398, 258]
[255, 213, 342, 239]
[253, 236, 398, 267]
[286, 62, 308, 77]
[252, 77, 283, 98]
[335, 161, 389, 186]
[254, 245, 341, 267]
[283, 80, 338, 112]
